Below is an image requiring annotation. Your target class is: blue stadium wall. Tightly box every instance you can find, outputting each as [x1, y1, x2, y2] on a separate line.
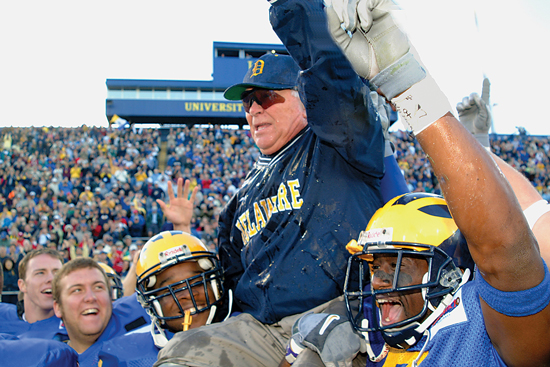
[105, 42, 288, 127]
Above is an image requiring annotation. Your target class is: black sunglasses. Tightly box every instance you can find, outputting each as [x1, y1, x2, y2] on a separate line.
[242, 89, 286, 113]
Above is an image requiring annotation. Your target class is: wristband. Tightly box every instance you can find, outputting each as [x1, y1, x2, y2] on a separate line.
[523, 200, 550, 229]
[391, 75, 453, 135]
[285, 338, 305, 365]
[370, 53, 427, 101]
[476, 262, 550, 317]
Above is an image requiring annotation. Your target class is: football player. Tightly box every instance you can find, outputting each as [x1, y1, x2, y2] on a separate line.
[96, 230, 228, 366]
[98, 262, 124, 300]
[280, 0, 550, 365]
[52, 257, 150, 367]
[0, 248, 67, 340]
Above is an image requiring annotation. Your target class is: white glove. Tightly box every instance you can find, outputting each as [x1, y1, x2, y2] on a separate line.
[456, 78, 492, 148]
[325, 0, 425, 99]
[327, 0, 453, 135]
[325, 0, 361, 32]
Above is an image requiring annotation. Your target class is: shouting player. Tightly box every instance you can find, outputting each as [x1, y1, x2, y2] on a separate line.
[281, 0, 550, 366]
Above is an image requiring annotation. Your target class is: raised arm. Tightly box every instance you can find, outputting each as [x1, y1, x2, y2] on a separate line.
[493, 154, 550, 263]
[414, 113, 549, 366]
[156, 178, 199, 234]
[327, 0, 550, 364]
[456, 87, 550, 266]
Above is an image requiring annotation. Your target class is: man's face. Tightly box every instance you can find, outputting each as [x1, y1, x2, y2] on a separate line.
[18, 254, 62, 315]
[53, 267, 112, 344]
[370, 254, 429, 327]
[245, 89, 307, 155]
[154, 261, 216, 332]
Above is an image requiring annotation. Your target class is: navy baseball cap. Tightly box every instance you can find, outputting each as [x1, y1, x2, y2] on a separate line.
[224, 52, 300, 101]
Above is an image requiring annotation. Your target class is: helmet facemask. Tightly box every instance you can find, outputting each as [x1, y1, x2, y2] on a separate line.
[107, 272, 124, 300]
[138, 254, 224, 329]
[135, 231, 227, 347]
[344, 193, 474, 349]
[345, 243, 465, 349]
[98, 262, 123, 300]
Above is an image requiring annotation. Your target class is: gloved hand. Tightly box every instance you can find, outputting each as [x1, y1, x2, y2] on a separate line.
[285, 312, 366, 367]
[325, 0, 425, 99]
[456, 78, 492, 148]
[327, 0, 452, 135]
[325, 0, 360, 32]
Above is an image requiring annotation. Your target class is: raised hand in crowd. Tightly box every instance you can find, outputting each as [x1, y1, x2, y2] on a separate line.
[456, 78, 550, 266]
[156, 178, 199, 234]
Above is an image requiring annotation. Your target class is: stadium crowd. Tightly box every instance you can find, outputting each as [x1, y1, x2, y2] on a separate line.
[0, 124, 548, 299]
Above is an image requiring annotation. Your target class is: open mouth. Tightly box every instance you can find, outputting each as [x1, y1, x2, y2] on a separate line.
[253, 121, 270, 132]
[42, 288, 52, 295]
[82, 308, 99, 316]
[377, 298, 404, 326]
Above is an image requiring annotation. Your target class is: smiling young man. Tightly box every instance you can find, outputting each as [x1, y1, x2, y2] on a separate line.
[52, 258, 113, 355]
[0, 249, 69, 339]
[18, 249, 63, 323]
[52, 257, 150, 367]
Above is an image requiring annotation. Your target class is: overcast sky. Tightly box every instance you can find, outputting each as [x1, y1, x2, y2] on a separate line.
[1, 0, 548, 135]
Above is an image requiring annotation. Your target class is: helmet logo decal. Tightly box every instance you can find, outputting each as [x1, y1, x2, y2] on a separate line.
[251, 60, 265, 77]
[158, 245, 190, 263]
[358, 228, 393, 245]
[418, 204, 452, 218]
[393, 192, 438, 206]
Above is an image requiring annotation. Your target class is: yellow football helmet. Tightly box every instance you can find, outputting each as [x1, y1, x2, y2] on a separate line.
[344, 193, 474, 349]
[136, 231, 225, 346]
[98, 262, 123, 300]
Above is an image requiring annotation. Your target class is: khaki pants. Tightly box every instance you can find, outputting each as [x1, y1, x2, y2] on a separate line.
[155, 297, 345, 367]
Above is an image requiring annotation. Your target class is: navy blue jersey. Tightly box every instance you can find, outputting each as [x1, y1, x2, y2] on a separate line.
[218, 0, 385, 324]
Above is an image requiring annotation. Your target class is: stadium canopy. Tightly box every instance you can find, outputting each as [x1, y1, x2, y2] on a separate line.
[105, 42, 288, 128]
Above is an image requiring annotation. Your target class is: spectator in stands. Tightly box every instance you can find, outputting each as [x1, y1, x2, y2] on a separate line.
[96, 247, 113, 268]
[145, 201, 163, 237]
[2, 257, 18, 303]
[0, 245, 8, 264]
[128, 211, 145, 238]
[151, 181, 165, 202]
[8, 242, 23, 265]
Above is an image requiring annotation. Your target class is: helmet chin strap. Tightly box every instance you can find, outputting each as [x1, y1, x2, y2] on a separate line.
[406, 268, 471, 347]
[360, 318, 389, 362]
[149, 298, 170, 348]
[151, 317, 170, 348]
[421, 272, 436, 312]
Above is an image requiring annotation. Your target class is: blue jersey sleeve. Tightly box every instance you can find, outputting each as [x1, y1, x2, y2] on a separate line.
[217, 194, 244, 312]
[0, 335, 78, 367]
[380, 155, 410, 203]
